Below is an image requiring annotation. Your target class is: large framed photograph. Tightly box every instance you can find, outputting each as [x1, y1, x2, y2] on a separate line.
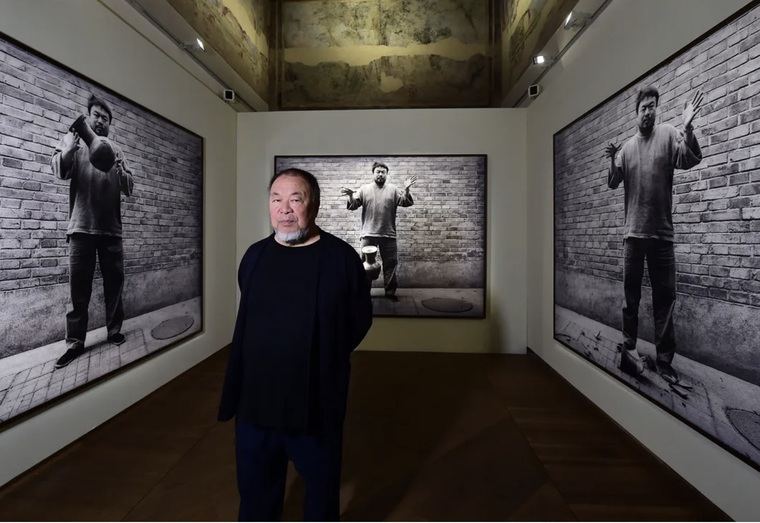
[275, 155, 486, 318]
[0, 32, 203, 426]
[554, 2, 760, 471]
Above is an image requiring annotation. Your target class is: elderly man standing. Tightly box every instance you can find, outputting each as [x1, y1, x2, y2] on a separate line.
[51, 94, 135, 369]
[607, 86, 703, 383]
[341, 162, 415, 301]
[219, 168, 372, 521]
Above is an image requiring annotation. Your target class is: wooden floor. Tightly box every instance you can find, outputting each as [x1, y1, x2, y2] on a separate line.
[0, 348, 729, 521]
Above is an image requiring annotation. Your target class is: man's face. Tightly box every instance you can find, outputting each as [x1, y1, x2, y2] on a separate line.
[637, 95, 657, 134]
[373, 166, 388, 186]
[269, 175, 315, 244]
[88, 105, 111, 137]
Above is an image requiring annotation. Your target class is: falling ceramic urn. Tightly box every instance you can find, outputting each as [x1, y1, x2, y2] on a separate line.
[69, 114, 117, 172]
[361, 245, 381, 281]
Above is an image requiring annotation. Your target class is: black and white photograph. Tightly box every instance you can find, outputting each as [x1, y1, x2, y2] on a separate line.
[554, 4, 760, 470]
[0, 32, 203, 426]
[275, 155, 486, 318]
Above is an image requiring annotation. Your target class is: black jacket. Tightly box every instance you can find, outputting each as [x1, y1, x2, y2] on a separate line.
[218, 230, 373, 427]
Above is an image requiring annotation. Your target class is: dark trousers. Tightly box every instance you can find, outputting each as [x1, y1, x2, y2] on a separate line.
[360, 236, 398, 294]
[235, 420, 344, 521]
[622, 237, 676, 363]
[66, 233, 125, 348]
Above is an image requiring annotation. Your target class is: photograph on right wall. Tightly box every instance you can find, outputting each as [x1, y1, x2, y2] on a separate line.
[554, 1, 760, 471]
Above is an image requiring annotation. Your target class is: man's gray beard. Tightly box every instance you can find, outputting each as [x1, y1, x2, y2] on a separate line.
[275, 227, 309, 245]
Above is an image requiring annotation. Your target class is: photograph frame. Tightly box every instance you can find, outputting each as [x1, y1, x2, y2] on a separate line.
[0, 29, 205, 431]
[275, 154, 488, 320]
[552, 0, 760, 473]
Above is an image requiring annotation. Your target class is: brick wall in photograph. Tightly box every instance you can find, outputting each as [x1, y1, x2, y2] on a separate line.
[555, 7, 760, 307]
[276, 156, 486, 287]
[554, 6, 760, 383]
[0, 36, 202, 356]
[0, 37, 202, 291]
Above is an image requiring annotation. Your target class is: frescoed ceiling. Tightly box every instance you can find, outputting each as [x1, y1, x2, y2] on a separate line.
[132, 0, 604, 110]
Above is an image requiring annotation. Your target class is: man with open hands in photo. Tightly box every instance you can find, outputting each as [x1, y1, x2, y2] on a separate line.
[341, 162, 416, 301]
[606, 86, 704, 384]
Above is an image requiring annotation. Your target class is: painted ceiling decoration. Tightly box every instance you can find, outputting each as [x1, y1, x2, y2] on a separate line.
[500, 0, 578, 96]
[165, 0, 271, 102]
[144, 0, 600, 110]
[280, 0, 490, 109]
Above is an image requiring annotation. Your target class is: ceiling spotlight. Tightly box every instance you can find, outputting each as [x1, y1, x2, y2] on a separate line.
[533, 55, 546, 65]
[564, 11, 592, 29]
[180, 38, 206, 53]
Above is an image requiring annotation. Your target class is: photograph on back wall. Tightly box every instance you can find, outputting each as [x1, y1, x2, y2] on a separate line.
[275, 155, 486, 318]
[0, 31, 203, 426]
[554, 2, 760, 471]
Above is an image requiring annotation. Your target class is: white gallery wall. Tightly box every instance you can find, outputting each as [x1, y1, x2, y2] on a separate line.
[526, 0, 760, 519]
[0, 0, 237, 485]
[237, 109, 527, 354]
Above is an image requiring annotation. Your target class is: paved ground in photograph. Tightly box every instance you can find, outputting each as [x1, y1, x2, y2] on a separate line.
[555, 305, 760, 467]
[0, 297, 201, 423]
[370, 288, 483, 317]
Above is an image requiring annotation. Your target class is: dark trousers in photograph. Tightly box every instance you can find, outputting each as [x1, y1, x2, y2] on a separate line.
[622, 237, 676, 363]
[66, 233, 125, 349]
[235, 420, 344, 521]
[361, 236, 398, 295]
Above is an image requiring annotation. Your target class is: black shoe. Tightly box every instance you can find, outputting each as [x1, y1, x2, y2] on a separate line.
[386, 294, 399, 302]
[55, 346, 83, 369]
[619, 349, 645, 377]
[657, 361, 679, 384]
[108, 333, 126, 345]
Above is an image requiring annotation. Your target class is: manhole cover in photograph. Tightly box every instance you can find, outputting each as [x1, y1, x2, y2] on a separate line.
[726, 408, 760, 451]
[151, 315, 194, 340]
[421, 297, 473, 313]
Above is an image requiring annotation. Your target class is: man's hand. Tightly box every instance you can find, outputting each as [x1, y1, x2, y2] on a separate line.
[62, 131, 80, 152]
[683, 90, 704, 130]
[606, 142, 624, 189]
[57, 131, 81, 174]
[605, 142, 620, 161]
[340, 187, 355, 197]
[404, 175, 417, 191]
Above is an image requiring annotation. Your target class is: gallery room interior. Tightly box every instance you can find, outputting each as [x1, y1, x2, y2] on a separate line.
[1, 0, 760, 520]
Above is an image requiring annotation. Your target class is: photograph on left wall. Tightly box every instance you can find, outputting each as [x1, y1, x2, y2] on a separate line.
[0, 32, 203, 426]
